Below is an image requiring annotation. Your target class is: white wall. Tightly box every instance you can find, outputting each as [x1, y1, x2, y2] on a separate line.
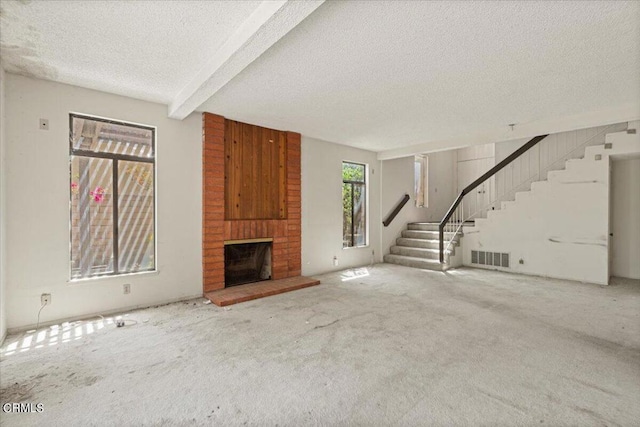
[454, 143, 495, 219]
[301, 136, 381, 276]
[493, 124, 627, 205]
[462, 129, 640, 285]
[426, 150, 458, 221]
[0, 66, 7, 342]
[5, 75, 203, 330]
[611, 157, 640, 279]
[380, 150, 457, 254]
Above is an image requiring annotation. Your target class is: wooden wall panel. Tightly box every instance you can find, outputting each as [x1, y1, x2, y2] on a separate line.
[241, 123, 254, 218]
[269, 129, 278, 218]
[224, 120, 287, 220]
[260, 128, 271, 218]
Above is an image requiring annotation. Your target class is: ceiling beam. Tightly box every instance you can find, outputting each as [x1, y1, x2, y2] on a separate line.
[168, 0, 324, 120]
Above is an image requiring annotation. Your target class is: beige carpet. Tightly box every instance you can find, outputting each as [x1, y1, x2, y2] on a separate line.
[1, 264, 639, 426]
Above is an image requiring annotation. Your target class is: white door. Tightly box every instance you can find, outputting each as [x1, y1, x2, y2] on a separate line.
[610, 158, 640, 280]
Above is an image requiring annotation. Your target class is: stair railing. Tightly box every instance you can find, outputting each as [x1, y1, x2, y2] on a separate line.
[458, 123, 622, 228]
[437, 123, 625, 263]
[383, 194, 410, 227]
[438, 135, 548, 263]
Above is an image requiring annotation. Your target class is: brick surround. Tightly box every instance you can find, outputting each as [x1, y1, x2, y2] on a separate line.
[202, 113, 302, 293]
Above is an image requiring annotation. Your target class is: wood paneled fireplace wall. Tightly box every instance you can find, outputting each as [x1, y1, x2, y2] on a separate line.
[202, 113, 302, 293]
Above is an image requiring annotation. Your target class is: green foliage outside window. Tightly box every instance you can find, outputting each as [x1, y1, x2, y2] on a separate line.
[342, 162, 366, 247]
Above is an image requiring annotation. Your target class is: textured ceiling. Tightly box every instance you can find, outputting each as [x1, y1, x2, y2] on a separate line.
[199, 1, 640, 153]
[0, 0, 262, 103]
[1, 1, 639, 153]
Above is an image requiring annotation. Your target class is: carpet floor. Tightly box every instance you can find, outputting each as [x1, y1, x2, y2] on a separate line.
[1, 264, 639, 426]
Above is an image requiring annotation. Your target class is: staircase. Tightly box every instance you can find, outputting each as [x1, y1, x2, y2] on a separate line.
[464, 125, 639, 285]
[383, 223, 462, 271]
[383, 121, 639, 276]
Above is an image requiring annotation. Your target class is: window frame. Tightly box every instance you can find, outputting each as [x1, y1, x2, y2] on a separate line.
[69, 113, 157, 281]
[415, 154, 428, 208]
[342, 161, 368, 249]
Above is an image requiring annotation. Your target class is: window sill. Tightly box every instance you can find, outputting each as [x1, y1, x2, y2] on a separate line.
[68, 269, 159, 284]
[342, 245, 369, 250]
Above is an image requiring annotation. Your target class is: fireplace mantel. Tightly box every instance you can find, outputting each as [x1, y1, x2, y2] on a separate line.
[225, 238, 273, 245]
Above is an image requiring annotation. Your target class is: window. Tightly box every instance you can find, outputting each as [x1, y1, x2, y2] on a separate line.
[70, 114, 155, 279]
[342, 162, 367, 248]
[415, 155, 428, 208]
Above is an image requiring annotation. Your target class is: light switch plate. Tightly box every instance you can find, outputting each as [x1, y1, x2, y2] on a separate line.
[39, 119, 49, 130]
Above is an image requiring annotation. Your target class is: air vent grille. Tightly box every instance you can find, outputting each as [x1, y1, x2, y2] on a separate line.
[471, 250, 509, 268]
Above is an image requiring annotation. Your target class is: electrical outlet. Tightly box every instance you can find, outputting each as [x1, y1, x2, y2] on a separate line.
[123, 284, 131, 294]
[41, 293, 51, 305]
[333, 256, 339, 267]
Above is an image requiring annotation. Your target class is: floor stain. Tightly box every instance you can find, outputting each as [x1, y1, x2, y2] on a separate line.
[0, 382, 35, 402]
[477, 388, 528, 414]
[312, 319, 340, 330]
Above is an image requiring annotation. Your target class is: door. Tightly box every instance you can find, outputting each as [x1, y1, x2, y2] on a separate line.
[610, 157, 640, 280]
[457, 157, 495, 219]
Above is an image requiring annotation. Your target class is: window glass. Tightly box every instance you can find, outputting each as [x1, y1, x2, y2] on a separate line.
[118, 161, 155, 273]
[342, 162, 367, 248]
[70, 114, 155, 279]
[70, 157, 115, 278]
[415, 155, 428, 208]
[71, 116, 153, 157]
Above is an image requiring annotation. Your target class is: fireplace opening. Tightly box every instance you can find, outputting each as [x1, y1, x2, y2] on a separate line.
[224, 241, 272, 287]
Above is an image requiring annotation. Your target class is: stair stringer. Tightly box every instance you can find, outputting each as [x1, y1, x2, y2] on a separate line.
[461, 130, 640, 285]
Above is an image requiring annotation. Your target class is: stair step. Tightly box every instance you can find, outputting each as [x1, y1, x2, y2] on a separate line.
[486, 209, 505, 220]
[474, 218, 489, 228]
[546, 170, 564, 181]
[407, 222, 440, 231]
[565, 158, 599, 174]
[501, 201, 514, 210]
[584, 145, 604, 159]
[515, 191, 532, 203]
[531, 180, 550, 192]
[401, 230, 461, 240]
[396, 237, 441, 249]
[390, 246, 453, 259]
[383, 254, 445, 271]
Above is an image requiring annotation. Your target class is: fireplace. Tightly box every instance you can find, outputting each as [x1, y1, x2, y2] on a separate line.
[202, 113, 302, 293]
[224, 239, 272, 287]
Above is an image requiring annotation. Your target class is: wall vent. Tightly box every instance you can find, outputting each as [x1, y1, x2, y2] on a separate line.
[471, 250, 509, 268]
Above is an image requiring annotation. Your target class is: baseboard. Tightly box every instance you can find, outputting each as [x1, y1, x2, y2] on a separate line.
[460, 264, 606, 286]
[5, 293, 204, 336]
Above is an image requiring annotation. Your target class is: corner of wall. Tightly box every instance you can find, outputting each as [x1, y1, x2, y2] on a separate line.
[300, 136, 381, 276]
[0, 64, 7, 343]
[4, 75, 203, 330]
